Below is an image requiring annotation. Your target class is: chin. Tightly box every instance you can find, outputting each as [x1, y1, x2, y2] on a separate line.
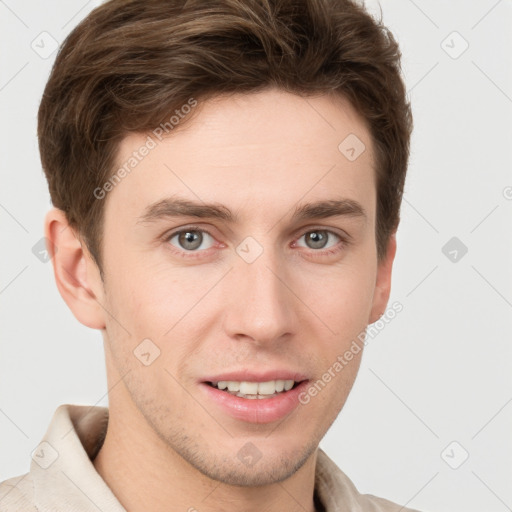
[178, 438, 318, 487]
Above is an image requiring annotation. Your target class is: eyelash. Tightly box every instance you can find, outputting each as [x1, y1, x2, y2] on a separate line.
[163, 225, 350, 260]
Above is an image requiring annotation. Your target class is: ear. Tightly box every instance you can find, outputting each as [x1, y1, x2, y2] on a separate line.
[44, 208, 106, 330]
[368, 232, 397, 324]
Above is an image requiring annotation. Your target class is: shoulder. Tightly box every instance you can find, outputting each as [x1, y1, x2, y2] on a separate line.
[0, 473, 38, 511]
[316, 449, 423, 512]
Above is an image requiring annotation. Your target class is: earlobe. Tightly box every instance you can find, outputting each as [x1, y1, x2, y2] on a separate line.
[369, 233, 397, 325]
[44, 208, 106, 330]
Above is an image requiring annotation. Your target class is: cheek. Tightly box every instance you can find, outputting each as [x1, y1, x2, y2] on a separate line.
[299, 259, 377, 335]
[103, 258, 215, 372]
[103, 245, 177, 326]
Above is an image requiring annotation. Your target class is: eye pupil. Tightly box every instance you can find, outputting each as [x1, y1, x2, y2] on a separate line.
[179, 230, 202, 250]
[306, 231, 328, 249]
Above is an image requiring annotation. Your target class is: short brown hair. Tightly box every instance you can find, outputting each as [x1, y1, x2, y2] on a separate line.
[38, 0, 412, 273]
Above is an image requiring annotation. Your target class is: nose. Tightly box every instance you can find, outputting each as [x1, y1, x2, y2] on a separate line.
[221, 245, 297, 346]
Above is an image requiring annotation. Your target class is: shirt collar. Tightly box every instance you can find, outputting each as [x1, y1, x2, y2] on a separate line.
[32, 404, 359, 512]
[32, 404, 125, 512]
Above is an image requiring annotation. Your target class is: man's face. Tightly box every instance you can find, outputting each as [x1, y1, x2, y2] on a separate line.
[96, 89, 390, 485]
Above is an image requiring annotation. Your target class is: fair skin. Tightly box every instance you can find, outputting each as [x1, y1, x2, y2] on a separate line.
[45, 89, 396, 512]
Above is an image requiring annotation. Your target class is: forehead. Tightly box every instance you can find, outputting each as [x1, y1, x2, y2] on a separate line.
[107, 89, 375, 224]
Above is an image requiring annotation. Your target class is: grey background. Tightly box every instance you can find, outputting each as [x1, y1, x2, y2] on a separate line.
[1, 1, 511, 511]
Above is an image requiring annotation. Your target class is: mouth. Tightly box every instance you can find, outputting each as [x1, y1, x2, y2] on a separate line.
[200, 376, 310, 423]
[205, 379, 303, 399]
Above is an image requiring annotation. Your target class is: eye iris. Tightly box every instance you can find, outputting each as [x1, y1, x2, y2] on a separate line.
[179, 231, 202, 250]
[306, 231, 328, 249]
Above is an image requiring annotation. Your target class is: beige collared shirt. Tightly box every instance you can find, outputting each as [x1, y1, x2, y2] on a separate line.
[0, 404, 422, 511]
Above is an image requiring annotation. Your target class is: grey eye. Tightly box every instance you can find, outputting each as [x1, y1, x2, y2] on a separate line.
[297, 230, 340, 250]
[169, 230, 214, 251]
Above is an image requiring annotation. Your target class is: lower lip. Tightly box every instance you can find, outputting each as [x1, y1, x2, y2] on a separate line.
[200, 381, 309, 424]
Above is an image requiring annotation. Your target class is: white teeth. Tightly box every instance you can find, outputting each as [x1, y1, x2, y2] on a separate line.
[212, 379, 297, 396]
[239, 381, 258, 394]
[275, 380, 285, 392]
[227, 381, 240, 392]
[257, 381, 276, 395]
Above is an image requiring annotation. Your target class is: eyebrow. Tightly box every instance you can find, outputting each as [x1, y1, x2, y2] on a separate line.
[137, 196, 367, 225]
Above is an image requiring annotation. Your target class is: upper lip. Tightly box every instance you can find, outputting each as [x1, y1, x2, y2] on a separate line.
[201, 370, 309, 383]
